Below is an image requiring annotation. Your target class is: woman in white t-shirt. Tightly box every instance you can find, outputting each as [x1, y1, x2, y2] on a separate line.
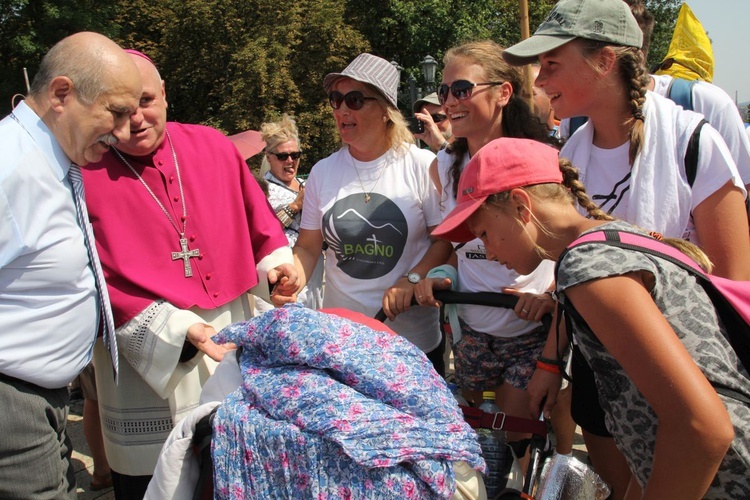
[413, 41, 560, 439]
[503, 0, 750, 497]
[273, 53, 446, 374]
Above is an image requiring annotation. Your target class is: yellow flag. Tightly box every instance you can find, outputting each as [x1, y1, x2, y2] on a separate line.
[654, 3, 714, 82]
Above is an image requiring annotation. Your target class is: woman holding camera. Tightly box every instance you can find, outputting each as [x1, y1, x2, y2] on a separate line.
[274, 53, 447, 374]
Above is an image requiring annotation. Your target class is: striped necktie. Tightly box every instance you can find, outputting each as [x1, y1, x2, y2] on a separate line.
[68, 164, 119, 382]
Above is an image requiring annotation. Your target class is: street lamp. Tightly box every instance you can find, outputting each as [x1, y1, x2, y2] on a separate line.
[420, 55, 438, 93]
[392, 55, 441, 112]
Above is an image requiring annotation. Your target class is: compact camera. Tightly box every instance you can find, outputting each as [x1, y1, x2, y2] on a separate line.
[407, 116, 425, 134]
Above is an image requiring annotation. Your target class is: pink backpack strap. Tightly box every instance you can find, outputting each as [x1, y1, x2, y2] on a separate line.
[568, 230, 706, 276]
[564, 228, 750, 386]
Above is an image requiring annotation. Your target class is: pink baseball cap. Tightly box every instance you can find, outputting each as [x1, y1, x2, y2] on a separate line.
[432, 138, 562, 242]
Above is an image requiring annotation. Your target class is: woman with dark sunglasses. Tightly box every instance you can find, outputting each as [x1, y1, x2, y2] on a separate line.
[259, 114, 323, 311]
[272, 53, 450, 377]
[413, 41, 559, 462]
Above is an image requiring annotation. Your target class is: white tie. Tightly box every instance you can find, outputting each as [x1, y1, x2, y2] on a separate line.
[68, 164, 119, 382]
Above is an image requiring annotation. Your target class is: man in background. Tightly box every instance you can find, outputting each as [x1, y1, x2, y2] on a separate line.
[413, 92, 453, 152]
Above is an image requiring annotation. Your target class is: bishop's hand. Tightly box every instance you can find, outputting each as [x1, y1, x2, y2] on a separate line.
[186, 323, 236, 362]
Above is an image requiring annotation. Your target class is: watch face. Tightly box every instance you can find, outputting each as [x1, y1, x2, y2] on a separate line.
[407, 272, 421, 284]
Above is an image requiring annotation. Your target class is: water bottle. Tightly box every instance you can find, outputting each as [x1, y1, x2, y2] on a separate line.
[476, 391, 506, 498]
[447, 383, 469, 406]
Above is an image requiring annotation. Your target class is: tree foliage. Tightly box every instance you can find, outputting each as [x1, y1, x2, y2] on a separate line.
[644, 0, 682, 70]
[0, 0, 118, 114]
[0, 0, 682, 169]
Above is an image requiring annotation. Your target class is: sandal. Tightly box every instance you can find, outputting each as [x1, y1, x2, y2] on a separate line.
[90, 473, 113, 491]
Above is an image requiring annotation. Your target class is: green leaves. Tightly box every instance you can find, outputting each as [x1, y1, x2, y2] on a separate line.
[0, 0, 681, 169]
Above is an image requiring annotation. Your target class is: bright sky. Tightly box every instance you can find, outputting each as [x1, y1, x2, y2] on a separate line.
[682, 0, 750, 104]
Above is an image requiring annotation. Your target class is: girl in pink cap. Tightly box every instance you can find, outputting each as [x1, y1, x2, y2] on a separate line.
[415, 41, 554, 464]
[413, 41, 559, 472]
[434, 136, 750, 500]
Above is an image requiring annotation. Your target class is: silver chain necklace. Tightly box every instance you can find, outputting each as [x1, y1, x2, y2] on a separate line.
[350, 148, 388, 203]
[112, 129, 200, 277]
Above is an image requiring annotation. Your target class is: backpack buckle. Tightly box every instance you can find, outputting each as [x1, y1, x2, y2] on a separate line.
[491, 412, 506, 430]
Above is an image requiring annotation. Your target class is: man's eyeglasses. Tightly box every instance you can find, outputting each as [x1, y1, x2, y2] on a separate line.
[431, 113, 447, 123]
[268, 151, 302, 161]
[437, 80, 504, 105]
[329, 90, 377, 111]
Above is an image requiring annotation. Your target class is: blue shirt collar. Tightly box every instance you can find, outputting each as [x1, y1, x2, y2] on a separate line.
[12, 100, 72, 181]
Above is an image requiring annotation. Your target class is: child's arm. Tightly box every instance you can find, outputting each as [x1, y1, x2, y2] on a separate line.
[566, 271, 734, 500]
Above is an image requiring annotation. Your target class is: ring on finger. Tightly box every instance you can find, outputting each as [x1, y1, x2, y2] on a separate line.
[521, 308, 529, 314]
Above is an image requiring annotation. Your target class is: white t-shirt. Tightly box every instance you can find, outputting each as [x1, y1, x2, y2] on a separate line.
[651, 74, 750, 186]
[562, 93, 742, 245]
[562, 75, 750, 188]
[301, 144, 442, 352]
[436, 150, 555, 337]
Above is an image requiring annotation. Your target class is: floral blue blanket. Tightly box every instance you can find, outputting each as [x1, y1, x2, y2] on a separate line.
[211, 304, 484, 499]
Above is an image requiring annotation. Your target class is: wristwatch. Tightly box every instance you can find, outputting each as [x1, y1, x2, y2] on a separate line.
[403, 272, 421, 284]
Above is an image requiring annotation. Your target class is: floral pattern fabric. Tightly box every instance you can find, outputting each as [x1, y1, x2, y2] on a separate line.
[211, 304, 484, 499]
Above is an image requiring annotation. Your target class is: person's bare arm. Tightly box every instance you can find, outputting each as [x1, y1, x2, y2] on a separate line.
[693, 180, 750, 280]
[271, 228, 323, 306]
[526, 302, 567, 418]
[567, 273, 734, 499]
[428, 158, 443, 195]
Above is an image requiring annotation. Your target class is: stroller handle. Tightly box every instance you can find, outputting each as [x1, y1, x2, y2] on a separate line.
[374, 290, 553, 332]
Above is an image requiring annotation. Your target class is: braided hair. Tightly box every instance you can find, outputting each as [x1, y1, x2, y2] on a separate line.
[580, 40, 651, 165]
[486, 158, 711, 269]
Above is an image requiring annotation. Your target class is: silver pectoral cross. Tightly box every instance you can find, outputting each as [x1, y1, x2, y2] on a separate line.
[172, 237, 201, 277]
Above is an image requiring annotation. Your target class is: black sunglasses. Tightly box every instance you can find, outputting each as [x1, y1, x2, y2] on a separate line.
[329, 90, 377, 111]
[437, 80, 504, 105]
[268, 151, 302, 161]
[431, 113, 447, 123]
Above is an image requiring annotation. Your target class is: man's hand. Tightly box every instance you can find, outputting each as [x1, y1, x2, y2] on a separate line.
[413, 107, 447, 152]
[186, 323, 236, 362]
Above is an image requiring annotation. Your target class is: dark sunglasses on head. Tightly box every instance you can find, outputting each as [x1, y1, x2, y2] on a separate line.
[437, 80, 504, 105]
[431, 113, 447, 123]
[268, 151, 302, 161]
[328, 90, 377, 111]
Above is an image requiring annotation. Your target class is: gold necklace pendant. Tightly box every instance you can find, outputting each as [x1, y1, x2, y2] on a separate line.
[350, 148, 387, 205]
